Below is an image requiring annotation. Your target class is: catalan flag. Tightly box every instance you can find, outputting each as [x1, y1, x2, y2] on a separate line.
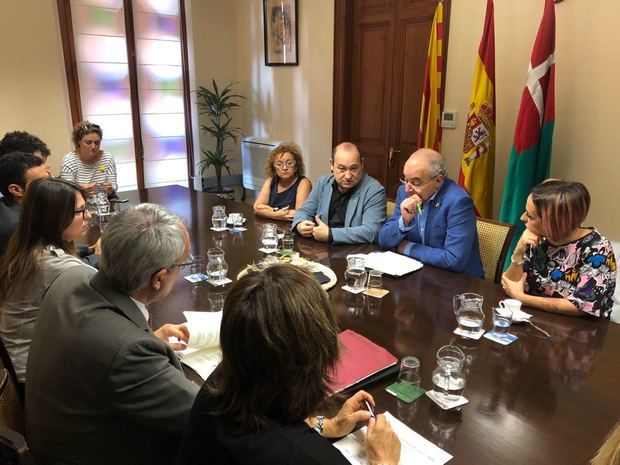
[500, 0, 556, 266]
[458, 0, 495, 219]
[418, 1, 443, 151]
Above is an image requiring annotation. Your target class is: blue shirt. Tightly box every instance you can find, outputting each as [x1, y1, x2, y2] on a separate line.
[398, 190, 440, 255]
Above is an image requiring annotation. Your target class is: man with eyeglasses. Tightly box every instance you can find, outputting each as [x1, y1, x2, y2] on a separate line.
[26, 203, 200, 465]
[378, 148, 484, 278]
[292, 142, 386, 244]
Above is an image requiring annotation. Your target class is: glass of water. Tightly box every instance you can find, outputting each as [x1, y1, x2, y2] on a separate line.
[281, 230, 294, 252]
[398, 356, 421, 387]
[492, 307, 513, 336]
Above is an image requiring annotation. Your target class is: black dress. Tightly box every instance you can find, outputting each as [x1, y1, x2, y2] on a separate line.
[176, 385, 351, 465]
[268, 176, 306, 210]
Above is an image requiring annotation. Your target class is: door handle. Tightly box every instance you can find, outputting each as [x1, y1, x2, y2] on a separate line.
[388, 148, 401, 167]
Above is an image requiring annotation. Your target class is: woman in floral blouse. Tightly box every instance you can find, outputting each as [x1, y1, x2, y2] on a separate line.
[502, 180, 616, 318]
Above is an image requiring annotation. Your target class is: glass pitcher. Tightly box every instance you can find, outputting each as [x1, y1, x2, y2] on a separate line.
[260, 224, 278, 252]
[431, 345, 466, 402]
[206, 247, 228, 282]
[211, 205, 227, 229]
[344, 257, 367, 292]
[453, 292, 484, 335]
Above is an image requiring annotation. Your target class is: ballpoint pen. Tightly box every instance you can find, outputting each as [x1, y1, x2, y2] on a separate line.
[364, 400, 376, 419]
[416, 204, 423, 215]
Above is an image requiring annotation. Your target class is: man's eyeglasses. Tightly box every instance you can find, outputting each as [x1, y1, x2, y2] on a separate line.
[170, 253, 197, 270]
[399, 174, 441, 188]
[80, 123, 101, 131]
[274, 161, 296, 169]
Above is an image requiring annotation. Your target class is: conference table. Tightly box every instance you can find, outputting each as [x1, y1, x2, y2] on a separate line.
[119, 185, 619, 465]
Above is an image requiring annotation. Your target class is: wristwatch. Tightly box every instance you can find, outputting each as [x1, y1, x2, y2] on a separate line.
[510, 254, 525, 266]
[313, 416, 324, 436]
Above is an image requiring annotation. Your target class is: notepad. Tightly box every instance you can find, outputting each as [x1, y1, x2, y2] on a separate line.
[327, 329, 398, 394]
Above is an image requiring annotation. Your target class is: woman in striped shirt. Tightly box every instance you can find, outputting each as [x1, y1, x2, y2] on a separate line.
[60, 121, 117, 196]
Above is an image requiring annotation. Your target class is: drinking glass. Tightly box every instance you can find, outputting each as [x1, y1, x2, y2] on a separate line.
[398, 356, 421, 388]
[366, 270, 383, 294]
[261, 224, 278, 252]
[232, 213, 245, 231]
[281, 230, 294, 252]
[493, 307, 513, 336]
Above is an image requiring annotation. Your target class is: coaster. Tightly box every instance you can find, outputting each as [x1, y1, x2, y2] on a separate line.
[184, 273, 208, 283]
[207, 277, 232, 287]
[210, 227, 228, 232]
[385, 381, 426, 403]
[453, 327, 485, 340]
[426, 390, 469, 410]
[342, 285, 366, 294]
[483, 332, 518, 345]
[364, 288, 390, 298]
[258, 247, 278, 254]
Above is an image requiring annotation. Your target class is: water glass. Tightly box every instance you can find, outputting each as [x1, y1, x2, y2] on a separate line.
[398, 356, 421, 388]
[231, 213, 245, 231]
[493, 307, 513, 335]
[366, 270, 383, 294]
[189, 255, 204, 275]
[281, 230, 294, 252]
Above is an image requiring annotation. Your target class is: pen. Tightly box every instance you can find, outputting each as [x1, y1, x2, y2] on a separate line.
[364, 400, 376, 419]
[416, 204, 423, 215]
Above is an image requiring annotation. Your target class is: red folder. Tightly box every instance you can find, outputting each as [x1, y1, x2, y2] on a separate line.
[328, 329, 398, 394]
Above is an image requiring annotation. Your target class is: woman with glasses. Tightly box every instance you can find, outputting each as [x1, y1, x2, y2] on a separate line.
[502, 180, 616, 318]
[253, 142, 311, 221]
[0, 178, 94, 389]
[60, 121, 117, 197]
[178, 264, 401, 465]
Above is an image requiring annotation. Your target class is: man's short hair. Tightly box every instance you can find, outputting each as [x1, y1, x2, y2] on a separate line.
[100, 203, 186, 294]
[0, 151, 44, 200]
[0, 131, 50, 158]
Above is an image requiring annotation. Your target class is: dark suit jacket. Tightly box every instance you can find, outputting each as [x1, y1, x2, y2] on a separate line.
[25, 267, 200, 465]
[378, 179, 484, 278]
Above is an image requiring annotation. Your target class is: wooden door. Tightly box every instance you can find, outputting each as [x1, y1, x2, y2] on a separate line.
[333, 0, 450, 199]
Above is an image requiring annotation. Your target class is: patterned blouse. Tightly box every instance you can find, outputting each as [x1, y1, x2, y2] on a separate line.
[524, 228, 617, 318]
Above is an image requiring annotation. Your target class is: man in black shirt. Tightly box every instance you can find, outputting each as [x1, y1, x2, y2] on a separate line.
[292, 142, 386, 244]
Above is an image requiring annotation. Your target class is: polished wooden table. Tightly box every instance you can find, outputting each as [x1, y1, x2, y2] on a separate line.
[122, 185, 619, 465]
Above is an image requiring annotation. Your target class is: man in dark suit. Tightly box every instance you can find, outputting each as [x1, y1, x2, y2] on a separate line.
[26, 203, 200, 465]
[378, 148, 484, 278]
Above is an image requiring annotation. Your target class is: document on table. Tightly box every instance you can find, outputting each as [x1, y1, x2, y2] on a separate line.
[334, 412, 452, 465]
[352, 251, 424, 277]
[178, 311, 223, 380]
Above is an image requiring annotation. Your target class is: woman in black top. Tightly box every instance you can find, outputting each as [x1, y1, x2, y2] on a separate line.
[177, 264, 400, 465]
[253, 142, 312, 221]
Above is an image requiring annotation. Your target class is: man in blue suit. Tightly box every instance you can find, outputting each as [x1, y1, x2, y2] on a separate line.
[292, 142, 386, 244]
[378, 148, 484, 278]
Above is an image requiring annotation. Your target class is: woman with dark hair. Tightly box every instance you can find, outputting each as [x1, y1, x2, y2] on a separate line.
[60, 120, 117, 196]
[0, 178, 94, 385]
[502, 180, 616, 318]
[178, 264, 400, 465]
[253, 142, 312, 221]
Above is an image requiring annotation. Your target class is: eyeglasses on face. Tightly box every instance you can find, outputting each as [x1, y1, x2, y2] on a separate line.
[170, 253, 197, 270]
[399, 174, 440, 188]
[74, 206, 91, 219]
[274, 161, 296, 169]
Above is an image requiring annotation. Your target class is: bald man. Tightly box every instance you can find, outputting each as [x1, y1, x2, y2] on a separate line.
[292, 142, 386, 245]
[378, 149, 483, 278]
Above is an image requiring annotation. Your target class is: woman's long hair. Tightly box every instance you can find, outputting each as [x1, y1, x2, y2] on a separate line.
[0, 178, 87, 304]
[207, 264, 340, 429]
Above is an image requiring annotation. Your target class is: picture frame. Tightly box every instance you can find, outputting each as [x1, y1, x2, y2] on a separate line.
[263, 0, 299, 66]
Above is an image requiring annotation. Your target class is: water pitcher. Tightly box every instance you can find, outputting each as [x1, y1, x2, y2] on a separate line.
[453, 292, 484, 335]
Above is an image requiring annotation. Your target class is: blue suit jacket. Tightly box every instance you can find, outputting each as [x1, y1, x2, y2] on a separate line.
[378, 179, 484, 278]
[292, 173, 386, 244]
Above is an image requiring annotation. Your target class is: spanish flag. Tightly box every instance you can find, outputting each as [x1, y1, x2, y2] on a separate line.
[458, 0, 495, 218]
[417, 1, 443, 151]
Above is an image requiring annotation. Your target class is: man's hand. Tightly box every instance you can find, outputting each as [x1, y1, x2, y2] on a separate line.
[153, 324, 190, 351]
[400, 194, 422, 225]
[396, 240, 411, 255]
[312, 216, 330, 242]
[297, 220, 315, 237]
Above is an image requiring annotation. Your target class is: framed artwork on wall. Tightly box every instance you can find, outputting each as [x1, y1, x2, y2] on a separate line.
[263, 0, 298, 66]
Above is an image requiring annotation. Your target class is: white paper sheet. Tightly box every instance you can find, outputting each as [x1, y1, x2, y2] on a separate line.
[179, 311, 223, 380]
[334, 411, 452, 465]
[351, 252, 424, 277]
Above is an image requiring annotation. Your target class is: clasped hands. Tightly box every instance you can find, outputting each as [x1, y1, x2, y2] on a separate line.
[297, 215, 330, 242]
[255, 204, 295, 221]
[307, 390, 401, 465]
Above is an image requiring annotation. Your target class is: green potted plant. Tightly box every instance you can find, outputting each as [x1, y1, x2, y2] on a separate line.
[196, 79, 245, 194]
